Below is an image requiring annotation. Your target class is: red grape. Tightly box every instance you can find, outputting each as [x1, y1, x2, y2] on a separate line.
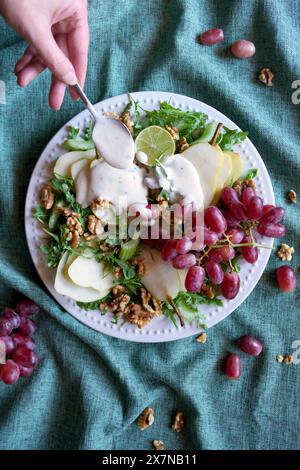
[221, 209, 240, 228]
[0, 360, 20, 385]
[203, 227, 219, 245]
[198, 28, 224, 45]
[2, 309, 21, 330]
[230, 201, 247, 221]
[204, 206, 227, 234]
[19, 364, 35, 378]
[226, 228, 244, 244]
[221, 187, 239, 208]
[231, 39, 255, 58]
[226, 353, 242, 379]
[276, 266, 296, 292]
[205, 261, 224, 285]
[172, 253, 196, 269]
[241, 187, 255, 206]
[257, 223, 286, 238]
[260, 207, 285, 224]
[18, 317, 37, 336]
[0, 335, 15, 355]
[176, 237, 192, 255]
[161, 239, 178, 261]
[12, 346, 38, 368]
[221, 272, 240, 299]
[16, 299, 40, 317]
[11, 333, 36, 351]
[262, 204, 274, 215]
[0, 318, 13, 336]
[209, 245, 235, 263]
[246, 196, 263, 220]
[185, 266, 205, 292]
[238, 335, 263, 356]
[241, 234, 258, 264]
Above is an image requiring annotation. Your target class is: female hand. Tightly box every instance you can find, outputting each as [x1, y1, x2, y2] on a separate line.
[0, 0, 89, 109]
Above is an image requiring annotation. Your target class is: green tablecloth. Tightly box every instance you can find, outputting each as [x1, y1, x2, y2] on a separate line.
[0, 0, 299, 450]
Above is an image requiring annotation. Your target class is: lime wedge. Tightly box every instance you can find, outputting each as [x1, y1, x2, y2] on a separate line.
[135, 126, 175, 166]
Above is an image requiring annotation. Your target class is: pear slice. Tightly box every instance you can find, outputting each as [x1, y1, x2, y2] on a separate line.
[53, 149, 96, 177]
[70, 158, 93, 181]
[211, 151, 233, 205]
[139, 247, 187, 301]
[54, 252, 103, 302]
[182, 143, 224, 208]
[68, 255, 113, 293]
[225, 151, 243, 185]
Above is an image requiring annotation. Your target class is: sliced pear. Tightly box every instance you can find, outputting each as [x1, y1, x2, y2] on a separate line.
[182, 143, 224, 208]
[71, 158, 93, 181]
[226, 151, 243, 185]
[68, 254, 113, 294]
[54, 252, 103, 302]
[211, 151, 233, 205]
[139, 247, 187, 301]
[53, 149, 96, 177]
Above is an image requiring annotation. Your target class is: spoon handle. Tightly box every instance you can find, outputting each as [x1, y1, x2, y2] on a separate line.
[73, 83, 99, 120]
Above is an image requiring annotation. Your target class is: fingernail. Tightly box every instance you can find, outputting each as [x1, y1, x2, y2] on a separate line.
[62, 72, 77, 86]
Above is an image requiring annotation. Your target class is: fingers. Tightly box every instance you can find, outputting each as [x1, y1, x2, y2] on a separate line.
[27, 24, 77, 85]
[16, 57, 46, 87]
[14, 45, 37, 75]
[48, 34, 68, 110]
[67, 16, 89, 100]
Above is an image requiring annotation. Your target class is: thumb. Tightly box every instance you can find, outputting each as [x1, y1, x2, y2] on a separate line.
[28, 26, 77, 86]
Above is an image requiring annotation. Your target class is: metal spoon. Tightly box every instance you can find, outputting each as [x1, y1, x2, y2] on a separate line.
[73, 83, 135, 170]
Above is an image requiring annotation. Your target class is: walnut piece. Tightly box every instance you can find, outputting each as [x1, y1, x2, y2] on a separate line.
[130, 258, 146, 276]
[258, 68, 274, 86]
[141, 288, 162, 315]
[66, 216, 83, 235]
[40, 185, 54, 210]
[87, 214, 104, 236]
[112, 285, 126, 296]
[70, 230, 80, 249]
[165, 124, 179, 141]
[201, 283, 215, 299]
[277, 243, 294, 262]
[283, 355, 294, 365]
[276, 354, 284, 363]
[177, 137, 189, 153]
[153, 440, 165, 451]
[103, 111, 121, 121]
[113, 267, 123, 279]
[245, 179, 256, 191]
[121, 111, 134, 134]
[90, 198, 111, 212]
[60, 207, 80, 218]
[137, 407, 154, 430]
[196, 332, 207, 344]
[288, 190, 297, 204]
[125, 303, 158, 329]
[100, 294, 130, 315]
[171, 411, 185, 433]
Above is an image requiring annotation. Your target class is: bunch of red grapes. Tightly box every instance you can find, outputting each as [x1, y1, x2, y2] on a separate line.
[156, 184, 289, 299]
[0, 299, 40, 385]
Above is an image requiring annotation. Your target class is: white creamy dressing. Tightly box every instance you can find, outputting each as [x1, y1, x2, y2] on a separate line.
[156, 154, 204, 209]
[75, 160, 148, 214]
[92, 117, 135, 169]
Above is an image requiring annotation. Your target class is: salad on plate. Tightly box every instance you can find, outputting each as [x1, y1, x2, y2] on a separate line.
[34, 96, 285, 329]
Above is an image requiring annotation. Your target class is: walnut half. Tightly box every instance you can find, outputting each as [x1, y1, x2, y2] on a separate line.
[137, 407, 154, 430]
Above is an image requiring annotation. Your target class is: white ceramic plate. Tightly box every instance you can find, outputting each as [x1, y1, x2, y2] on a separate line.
[25, 91, 274, 342]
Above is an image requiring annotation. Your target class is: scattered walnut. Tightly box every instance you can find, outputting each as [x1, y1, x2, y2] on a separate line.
[83, 232, 96, 241]
[90, 198, 111, 212]
[112, 285, 126, 296]
[40, 185, 54, 210]
[103, 111, 121, 120]
[232, 180, 243, 198]
[87, 215, 104, 236]
[276, 354, 284, 363]
[125, 303, 158, 328]
[288, 190, 297, 204]
[99, 242, 111, 252]
[165, 124, 179, 141]
[60, 207, 80, 218]
[121, 111, 134, 134]
[277, 243, 294, 262]
[113, 267, 123, 279]
[171, 411, 185, 433]
[153, 440, 165, 451]
[70, 230, 80, 249]
[130, 258, 146, 276]
[283, 355, 294, 365]
[137, 407, 154, 430]
[177, 137, 189, 153]
[141, 288, 162, 315]
[201, 283, 215, 299]
[66, 216, 83, 235]
[245, 179, 256, 191]
[196, 332, 207, 344]
[258, 68, 274, 87]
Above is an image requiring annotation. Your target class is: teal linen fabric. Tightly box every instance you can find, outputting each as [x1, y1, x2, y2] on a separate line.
[0, 0, 299, 450]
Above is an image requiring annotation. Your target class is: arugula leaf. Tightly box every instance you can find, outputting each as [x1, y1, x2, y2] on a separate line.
[114, 274, 143, 295]
[157, 189, 170, 201]
[77, 293, 112, 311]
[40, 241, 64, 268]
[67, 126, 80, 139]
[230, 254, 241, 273]
[83, 122, 93, 140]
[242, 168, 258, 181]
[33, 206, 49, 224]
[64, 125, 94, 151]
[218, 127, 248, 151]
[114, 258, 136, 280]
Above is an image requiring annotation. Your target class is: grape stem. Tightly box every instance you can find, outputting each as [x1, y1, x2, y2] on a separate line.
[210, 123, 223, 146]
[167, 296, 185, 327]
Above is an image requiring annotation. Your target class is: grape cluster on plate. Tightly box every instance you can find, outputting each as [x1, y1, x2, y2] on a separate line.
[0, 299, 40, 385]
[157, 183, 287, 300]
